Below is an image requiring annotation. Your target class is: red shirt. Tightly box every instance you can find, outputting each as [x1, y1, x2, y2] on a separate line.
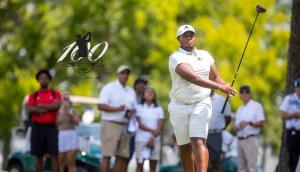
[27, 88, 61, 124]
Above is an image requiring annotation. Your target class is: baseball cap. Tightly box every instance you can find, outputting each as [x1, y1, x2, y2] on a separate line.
[176, 25, 195, 38]
[239, 85, 251, 93]
[134, 77, 148, 87]
[36, 69, 52, 81]
[117, 65, 130, 73]
[295, 78, 300, 87]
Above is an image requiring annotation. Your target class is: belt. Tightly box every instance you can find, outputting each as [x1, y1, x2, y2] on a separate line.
[32, 122, 56, 126]
[172, 98, 195, 105]
[287, 128, 300, 131]
[208, 129, 223, 134]
[238, 134, 257, 140]
[103, 120, 127, 125]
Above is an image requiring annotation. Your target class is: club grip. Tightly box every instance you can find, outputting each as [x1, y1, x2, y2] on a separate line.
[221, 97, 229, 114]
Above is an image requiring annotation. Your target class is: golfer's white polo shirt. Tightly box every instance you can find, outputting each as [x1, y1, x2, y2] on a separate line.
[169, 48, 214, 103]
[97, 80, 137, 123]
[279, 93, 300, 129]
[235, 99, 265, 138]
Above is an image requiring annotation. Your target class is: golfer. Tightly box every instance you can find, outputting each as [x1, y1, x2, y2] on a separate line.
[168, 24, 237, 172]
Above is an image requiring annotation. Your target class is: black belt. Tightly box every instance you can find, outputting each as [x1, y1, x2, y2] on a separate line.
[287, 128, 300, 131]
[103, 120, 127, 125]
[32, 122, 56, 126]
[238, 134, 257, 140]
[208, 129, 223, 134]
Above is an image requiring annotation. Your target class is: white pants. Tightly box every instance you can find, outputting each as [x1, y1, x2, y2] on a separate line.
[168, 97, 212, 145]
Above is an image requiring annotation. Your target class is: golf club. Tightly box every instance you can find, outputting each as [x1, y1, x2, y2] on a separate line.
[221, 5, 266, 114]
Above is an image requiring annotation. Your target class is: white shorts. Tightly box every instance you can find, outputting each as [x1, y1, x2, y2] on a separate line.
[59, 129, 79, 152]
[168, 97, 212, 145]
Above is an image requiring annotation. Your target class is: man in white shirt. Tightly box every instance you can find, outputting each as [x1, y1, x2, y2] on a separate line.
[97, 65, 137, 172]
[168, 24, 237, 172]
[233, 85, 265, 172]
[279, 78, 300, 172]
[207, 90, 232, 172]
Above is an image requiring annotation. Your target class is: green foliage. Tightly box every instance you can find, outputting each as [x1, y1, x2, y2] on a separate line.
[0, 0, 291, 154]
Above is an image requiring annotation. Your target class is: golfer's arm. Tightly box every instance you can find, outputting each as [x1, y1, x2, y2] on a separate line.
[175, 63, 220, 89]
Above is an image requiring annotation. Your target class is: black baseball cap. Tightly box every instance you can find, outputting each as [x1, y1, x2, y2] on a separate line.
[240, 85, 251, 93]
[134, 77, 148, 87]
[36, 69, 52, 81]
[295, 78, 300, 87]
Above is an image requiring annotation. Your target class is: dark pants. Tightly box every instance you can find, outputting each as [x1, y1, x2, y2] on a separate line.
[287, 128, 300, 172]
[31, 123, 58, 156]
[207, 131, 222, 171]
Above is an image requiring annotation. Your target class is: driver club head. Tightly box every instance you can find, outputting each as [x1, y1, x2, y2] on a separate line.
[256, 5, 266, 13]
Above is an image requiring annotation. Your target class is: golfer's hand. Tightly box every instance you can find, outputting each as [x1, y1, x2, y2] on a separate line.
[220, 84, 238, 97]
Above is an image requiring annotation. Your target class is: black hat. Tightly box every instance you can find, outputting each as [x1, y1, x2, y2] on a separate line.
[295, 78, 300, 87]
[239, 85, 251, 93]
[134, 77, 148, 87]
[36, 69, 52, 81]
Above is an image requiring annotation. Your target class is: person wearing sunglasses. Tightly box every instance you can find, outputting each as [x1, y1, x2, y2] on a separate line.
[279, 78, 300, 172]
[233, 85, 265, 172]
[97, 65, 137, 172]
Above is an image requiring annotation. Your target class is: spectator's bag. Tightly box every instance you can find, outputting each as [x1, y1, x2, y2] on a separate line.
[125, 116, 139, 137]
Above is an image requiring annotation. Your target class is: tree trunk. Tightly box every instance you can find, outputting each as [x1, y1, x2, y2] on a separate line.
[1, 134, 11, 170]
[276, 0, 300, 171]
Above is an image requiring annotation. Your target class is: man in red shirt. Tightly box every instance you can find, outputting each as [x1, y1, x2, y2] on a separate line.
[27, 69, 61, 172]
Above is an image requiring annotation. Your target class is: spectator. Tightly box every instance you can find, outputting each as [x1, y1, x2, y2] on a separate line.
[233, 85, 265, 172]
[56, 93, 80, 172]
[134, 76, 148, 104]
[27, 69, 61, 172]
[135, 86, 164, 172]
[21, 95, 30, 132]
[168, 24, 237, 172]
[279, 78, 300, 172]
[207, 90, 232, 172]
[125, 76, 148, 171]
[97, 65, 137, 172]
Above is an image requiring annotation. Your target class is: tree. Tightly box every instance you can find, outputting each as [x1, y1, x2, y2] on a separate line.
[276, 0, 300, 171]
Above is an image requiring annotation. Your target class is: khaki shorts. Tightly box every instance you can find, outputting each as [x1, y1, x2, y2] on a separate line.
[135, 141, 161, 161]
[168, 97, 212, 145]
[101, 120, 129, 157]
